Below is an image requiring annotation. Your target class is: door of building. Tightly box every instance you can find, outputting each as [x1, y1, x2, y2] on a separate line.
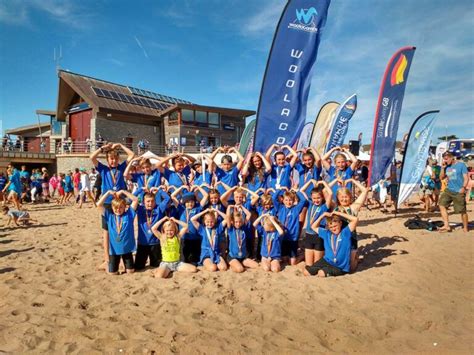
[69, 109, 92, 152]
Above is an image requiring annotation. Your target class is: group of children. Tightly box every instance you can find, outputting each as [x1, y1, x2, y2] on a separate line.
[91, 142, 368, 278]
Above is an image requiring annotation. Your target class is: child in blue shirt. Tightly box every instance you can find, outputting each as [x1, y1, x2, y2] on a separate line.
[97, 189, 138, 275]
[225, 205, 258, 273]
[191, 207, 228, 272]
[273, 189, 306, 265]
[265, 144, 298, 190]
[171, 186, 209, 265]
[241, 152, 272, 193]
[306, 211, 358, 277]
[124, 157, 162, 203]
[299, 179, 333, 266]
[322, 146, 357, 199]
[134, 189, 171, 270]
[253, 214, 285, 273]
[294, 147, 322, 188]
[158, 153, 196, 189]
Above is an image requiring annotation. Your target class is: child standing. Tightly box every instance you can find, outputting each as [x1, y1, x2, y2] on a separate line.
[97, 190, 138, 275]
[134, 189, 171, 270]
[151, 217, 197, 278]
[78, 168, 97, 208]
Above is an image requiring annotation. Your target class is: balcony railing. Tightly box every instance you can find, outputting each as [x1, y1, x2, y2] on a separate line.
[1, 137, 220, 157]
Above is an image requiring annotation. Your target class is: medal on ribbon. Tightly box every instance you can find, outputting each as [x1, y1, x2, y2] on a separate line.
[115, 215, 123, 242]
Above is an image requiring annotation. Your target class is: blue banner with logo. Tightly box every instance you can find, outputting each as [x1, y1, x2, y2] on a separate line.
[325, 94, 357, 152]
[368, 46, 416, 185]
[253, 0, 331, 152]
[397, 110, 439, 207]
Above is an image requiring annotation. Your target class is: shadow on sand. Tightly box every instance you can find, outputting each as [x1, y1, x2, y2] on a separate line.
[0, 247, 34, 258]
[357, 235, 409, 272]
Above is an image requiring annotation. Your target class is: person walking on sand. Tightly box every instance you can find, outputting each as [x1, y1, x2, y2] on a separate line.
[438, 152, 469, 233]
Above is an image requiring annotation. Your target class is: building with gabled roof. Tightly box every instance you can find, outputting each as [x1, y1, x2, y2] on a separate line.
[56, 70, 255, 152]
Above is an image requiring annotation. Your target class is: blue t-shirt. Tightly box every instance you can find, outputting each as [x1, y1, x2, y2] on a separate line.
[64, 175, 73, 192]
[163, 166, 191, 188]
[177, 205, 202, 240]
[295, 162, 321, 188]
[304, 202, 328, 234]
[193, 171, 212, 187]
[258, 226, 282, 259]
[446, 162, 468, 193]
[136, 198, 168, 246]
[227, 224, 250, 259]
[7, 169, 22, 194]
[132, 169, 162, 196]
[256, 205, 277, 218]
[105, 208, 136, 255]
[268, 164, 292, 189]
[199, 224, 224, 264]
[215, 166, 240, 195]
[19, 170, 30, 181]
[97, 161, 127, 203]
[327, 166, 353, 198]
[274, 191, 306, 241]
[319, 226, 352, 273]
[245, 171, 269, 192]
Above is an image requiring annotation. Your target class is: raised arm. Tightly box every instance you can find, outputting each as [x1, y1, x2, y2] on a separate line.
[256, 151, 272, 174]
[118, 189, 139, 210]
[311, 212, 331, 233]
[190, 208, 210, 229]
[211, 207, 228, 227]
[269, 215, 285, 236]
[96, 190, 114, 208]
[322, 146, 340, 171]
[112, 143, 135, 163]
[209, 147, 223, 172]
[171, 185, 186, 205]
[170, 217, 189, 238]
[283, 145, 298, 168]
[228, 147, 245, 170]
[265, 144, 277, 163]
[151, 216, 169, 238]
[347, 178, 368, 214]
[332, 210, 359, 232]
[90, 142, 112, 167]
[308, 147, 322, 168]
[124, 157, 141, 180]
[220, 186, 238, 207]
[253, 213, 269, 227]
[194, 185, 209, 207]
[342, 148, 358, 171]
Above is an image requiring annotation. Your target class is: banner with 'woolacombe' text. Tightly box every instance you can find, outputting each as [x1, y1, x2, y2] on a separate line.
[253, 0, 331, 152]
[368, 46, 416, 185]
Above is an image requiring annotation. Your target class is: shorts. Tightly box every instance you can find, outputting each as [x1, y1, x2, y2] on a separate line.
[134, 244, 162, 270]
[303, 231, 324, 251]
[351, 231, 358, 250]
[389, 183, 399, 201]
[182, 238, 201, 265]
[159, 261, 184, 272]
[108, 253, 134, 273]
[305, 258, 347, 277]
[439, 190, 467, 214]
[281, 240, 298, 258]
[101, 203, 112, 231]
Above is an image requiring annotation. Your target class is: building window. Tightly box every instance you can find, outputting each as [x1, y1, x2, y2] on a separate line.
[208, 112, 220, 128]
[182, 109, 194, 122]
[195, 111, 207, 126]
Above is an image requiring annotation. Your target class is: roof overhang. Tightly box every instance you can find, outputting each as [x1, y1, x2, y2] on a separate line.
[158, 103, 255, 118]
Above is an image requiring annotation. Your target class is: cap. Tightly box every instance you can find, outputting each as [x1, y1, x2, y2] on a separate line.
[79, 167, 86, 172]
[192, 160, 202, 168]
[182, 192, 196, 203]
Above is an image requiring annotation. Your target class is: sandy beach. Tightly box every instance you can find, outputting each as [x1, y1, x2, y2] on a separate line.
[0, 201, 472, 353]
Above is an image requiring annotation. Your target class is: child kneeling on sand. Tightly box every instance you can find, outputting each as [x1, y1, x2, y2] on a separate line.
[253, 214, 285, 273]
[151, 216, 197, 278]
[97, 190, 138, 275]
[306, 211, 358, 277]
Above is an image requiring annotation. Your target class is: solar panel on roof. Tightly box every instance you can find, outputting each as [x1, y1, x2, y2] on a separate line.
[91, 86, 171, 111]
[127, 85, 192, 105]
[110, 91, 120, 100]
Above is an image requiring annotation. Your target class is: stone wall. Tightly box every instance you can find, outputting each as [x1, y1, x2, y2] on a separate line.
[56, 154, 97, 173]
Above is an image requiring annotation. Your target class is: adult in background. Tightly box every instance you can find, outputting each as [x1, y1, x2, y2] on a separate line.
[439, 152, 469, 232]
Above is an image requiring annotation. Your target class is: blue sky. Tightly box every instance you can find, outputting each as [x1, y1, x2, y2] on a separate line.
[0, 0, 473, 144]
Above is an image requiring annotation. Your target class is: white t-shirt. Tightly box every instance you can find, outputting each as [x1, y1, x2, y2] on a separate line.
[80, 173, 91, 191]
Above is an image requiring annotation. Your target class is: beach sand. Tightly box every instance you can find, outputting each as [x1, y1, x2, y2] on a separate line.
[0, 201, 472, 353]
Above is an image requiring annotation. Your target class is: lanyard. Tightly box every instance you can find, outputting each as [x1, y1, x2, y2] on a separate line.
[146, 209, 153, 228]
[205, 227, 216, 249]
[308, 204, 321, 224]
[144, 174, 151, 188]
[109, 166, 119, 187]
[114, 215, 123, 241]
[330, 233, 341, 262]
[276, 166, 283, 184]
[284, 210, 292, 227]
[266, 232, 275, 256]
[236, 229, 243, 254]
[177, 172, 187, 185]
